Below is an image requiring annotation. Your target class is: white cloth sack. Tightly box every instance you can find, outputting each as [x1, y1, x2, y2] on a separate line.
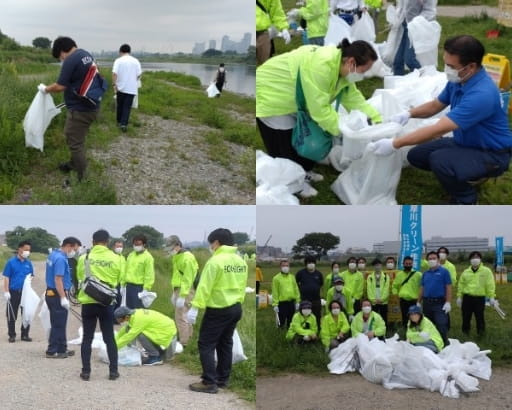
[20, 275, 40, 327]
[352, 12, 376, 43]
[207, 82, 220, 98]
[38, 295, 51, 338]
[407, 16, 441, 68]
[138, 290, 157, 308]
[324, 14, 352, 46]
[23, 91, 62, 152]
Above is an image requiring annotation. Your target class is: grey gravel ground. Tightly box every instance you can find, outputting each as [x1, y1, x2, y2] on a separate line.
[0, 262, 253, 410]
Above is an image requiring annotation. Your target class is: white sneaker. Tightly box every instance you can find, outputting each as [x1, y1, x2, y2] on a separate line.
[299, 182, 318, 198]
[305, 171, 324, 182]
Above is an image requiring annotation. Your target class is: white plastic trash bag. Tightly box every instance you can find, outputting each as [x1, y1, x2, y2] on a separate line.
[207, 82, 220, 98]
[407, 16, 441, 68]
[138, 290, 157, 308]
[23, 91, 62, 152]
[256, 184, 300, 205]
[38, 296, 51, 338]
[256, 150, 305, 194]
[351, 12, 376, 43]
[20, 275, 40, 327]
[324, 14, 352, 46]
[232, 329, 248, 363]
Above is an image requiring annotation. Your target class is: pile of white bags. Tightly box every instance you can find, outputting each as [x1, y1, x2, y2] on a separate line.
[256, 150, 305, 205]
[328, 334, 492, 399]
[23, 91, 62, 152]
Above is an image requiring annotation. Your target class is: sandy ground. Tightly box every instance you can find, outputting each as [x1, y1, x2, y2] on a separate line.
[0, 261, 253, 410]
[256, 370, 512, 410]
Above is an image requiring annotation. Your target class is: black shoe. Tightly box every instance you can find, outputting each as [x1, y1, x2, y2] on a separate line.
[8, 337, 15, 343]
[66, 350, 75, 356]
[109, 371, 120, 380]
[46, 352, 68, 359]
[80, 372, 90, 381]
[58, 162, 73, 173]
[21, 335, 32, 342]
[217, 381, 229, 389]
[189, 381, 218, 394]
[120, 125, 127, 132]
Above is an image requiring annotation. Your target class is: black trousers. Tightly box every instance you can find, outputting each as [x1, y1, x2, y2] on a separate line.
[125, 283, 144, 309]
[423, 299, 449, 347]
[255, 281, 260, 295]
[6, 289, 29, 338]
[46, 291, 68, 353]
[462, 294, 486, 335]
[198, 302, 242, 385]
[278, 300, 296, 329]
[311, 299, 322, 330]
[81, 303, 118, 373]
[256, 117, 315, 172]
[400, 298, 417, 327]
[372, 304, 388, 328]
[353, 299, 362, 314]
[116, 91, 135, 126]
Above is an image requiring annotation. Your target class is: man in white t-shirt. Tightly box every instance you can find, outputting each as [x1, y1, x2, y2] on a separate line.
[112, 44, 142, 132]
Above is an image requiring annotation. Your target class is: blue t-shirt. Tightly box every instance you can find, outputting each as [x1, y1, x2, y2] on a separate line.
[57, 48, 98, 112]
[421, 266, 452, 299]
[46, 249, 72, 290]
[437, 68, 512, 150]
[2, 256, 34, 291]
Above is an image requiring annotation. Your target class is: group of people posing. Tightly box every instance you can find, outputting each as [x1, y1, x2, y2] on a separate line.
[271, 247, 498, 353]
[2, 228, 248, 394]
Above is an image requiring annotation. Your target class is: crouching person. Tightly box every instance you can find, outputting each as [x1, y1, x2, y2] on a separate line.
[406, 305, 444, 353]
[320, 301, 350, 352]
[351, 299, 386, 340]
[286, 300, 318, 344]
[114, 306, 177, 365]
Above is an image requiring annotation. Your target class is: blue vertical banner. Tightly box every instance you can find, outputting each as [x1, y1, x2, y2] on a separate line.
[496, 236, 504, 267]
[399, 205, 423, 271]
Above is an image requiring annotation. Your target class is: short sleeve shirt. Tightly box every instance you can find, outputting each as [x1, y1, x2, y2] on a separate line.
[57, 48, 98, 112]
[2, 256, 33, 290]
[421, 266, 452, 298]
[46, 249, 71, 290]
[437, 68, 512, 150]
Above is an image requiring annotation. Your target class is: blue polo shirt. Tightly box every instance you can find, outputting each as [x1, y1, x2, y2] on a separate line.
[46, 249, 72, 290]
[437, 67, 512, 150]
[2, 256, 34, 291]
[421, 266, 452, 299]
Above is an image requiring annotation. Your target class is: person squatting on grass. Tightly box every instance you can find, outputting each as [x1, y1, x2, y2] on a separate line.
[406, 305, 444, 353]
[320, 300, 350, 352]
[286, 300, 318, 343]
[272, 260, 301, 329]
[350, 299, 386, 340]
[256, 39, 382, 198]
[186, 228, 248, 394]
[40, 37, 100, 182]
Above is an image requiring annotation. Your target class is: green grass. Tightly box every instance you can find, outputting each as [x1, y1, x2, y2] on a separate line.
[149, 250, 256, 402]
[265, 4, 512, 204]
[257, 260, 512, 375]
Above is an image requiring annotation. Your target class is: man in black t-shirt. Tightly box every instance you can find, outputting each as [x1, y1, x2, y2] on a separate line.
[40, 37, 100, 182]
[295, 255, 324, 327]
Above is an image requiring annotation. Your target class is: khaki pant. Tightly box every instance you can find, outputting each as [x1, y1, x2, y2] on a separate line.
[64, 110, 97, 180]
[256, 30, 271, 66]
[174, 288, 194, 345]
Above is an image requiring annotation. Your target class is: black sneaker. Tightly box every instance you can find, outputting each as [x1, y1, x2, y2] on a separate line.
[142, 356, 163, 366]
[46, 352, 67, 359]
[120, 125, 127, 132]
[189, 382, 218, 394]
[109, 371, 120, 380]
[58, 162, 73, 173]
[21, 336, 32, 342]
[8, 337, 15, 343]
[217, 382, 228, 389]
[66, 350, 75, 356]
[80, 372, 90, 381]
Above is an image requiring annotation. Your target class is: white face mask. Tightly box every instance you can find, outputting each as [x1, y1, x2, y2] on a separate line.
[439, 253, 447, 261]
[428, 259, 438, 268]
[386, 263, 394, 270]
[301, 309, 312, 316]
[67, 250, 76, 258]
[219, 67, 225, 72]
[170, 248, 178, 256]
[348, 263, 356, 270]
[335, 285, 343, 291]
[346, 64, 364, 83]
[362, 306, 372, 314]
[307, 263, 315, 271]
[470, 258, 481, 267]
[374, 265, 382, 272]
[331, 308, 341, 315]
[358, 263, 365, 270]
[114, 247, 123, 255]
[133, 245, 144, 253]
[332, 267, 340, 274]
[21, 250, 30, 259]
[444, 64, 468, 83]
[209, 245, 215, 254]
[281, 266, 290, 274]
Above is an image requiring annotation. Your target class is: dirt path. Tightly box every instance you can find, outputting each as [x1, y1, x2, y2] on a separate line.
[436, 5, 499, 18]
[0, 261, 252, 410]
[90, 113, 254, 205]
[256, 370, 512, 410]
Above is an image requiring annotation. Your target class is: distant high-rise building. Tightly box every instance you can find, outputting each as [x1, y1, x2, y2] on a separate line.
[238, 32, 252, 53]
[192, 42, 205, 55]
[209, 39, 216, 50]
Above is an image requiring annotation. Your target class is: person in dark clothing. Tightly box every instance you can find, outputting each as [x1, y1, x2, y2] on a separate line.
[295, 255, 324, 327]
[214, 63, 226, 97]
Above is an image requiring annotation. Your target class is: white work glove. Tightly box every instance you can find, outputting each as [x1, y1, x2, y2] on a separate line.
[60, 297, 70, 310]
[442, 302, 451, 314]
[321, 298, 326, 306]
[303, 335, 311, 341]
[295, 303, 300, 311]
[37, 83, 47, 94]
[366, 138, 397, 156]
[4, 292, 10, 301]
[170, 293, 177, 306]
[389, 110, 411, 126]
[419, 331, 430, 340]
[288, 8, 300, 18]
[186, 306, 198, 324]
[176, 297, 185, 309]
[456, 297, 462, 308]
[273, 306, 279, 313]
[489, 298, 498, 307]
[416, 301, 422, 308]
[281, 29, 291, 44]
